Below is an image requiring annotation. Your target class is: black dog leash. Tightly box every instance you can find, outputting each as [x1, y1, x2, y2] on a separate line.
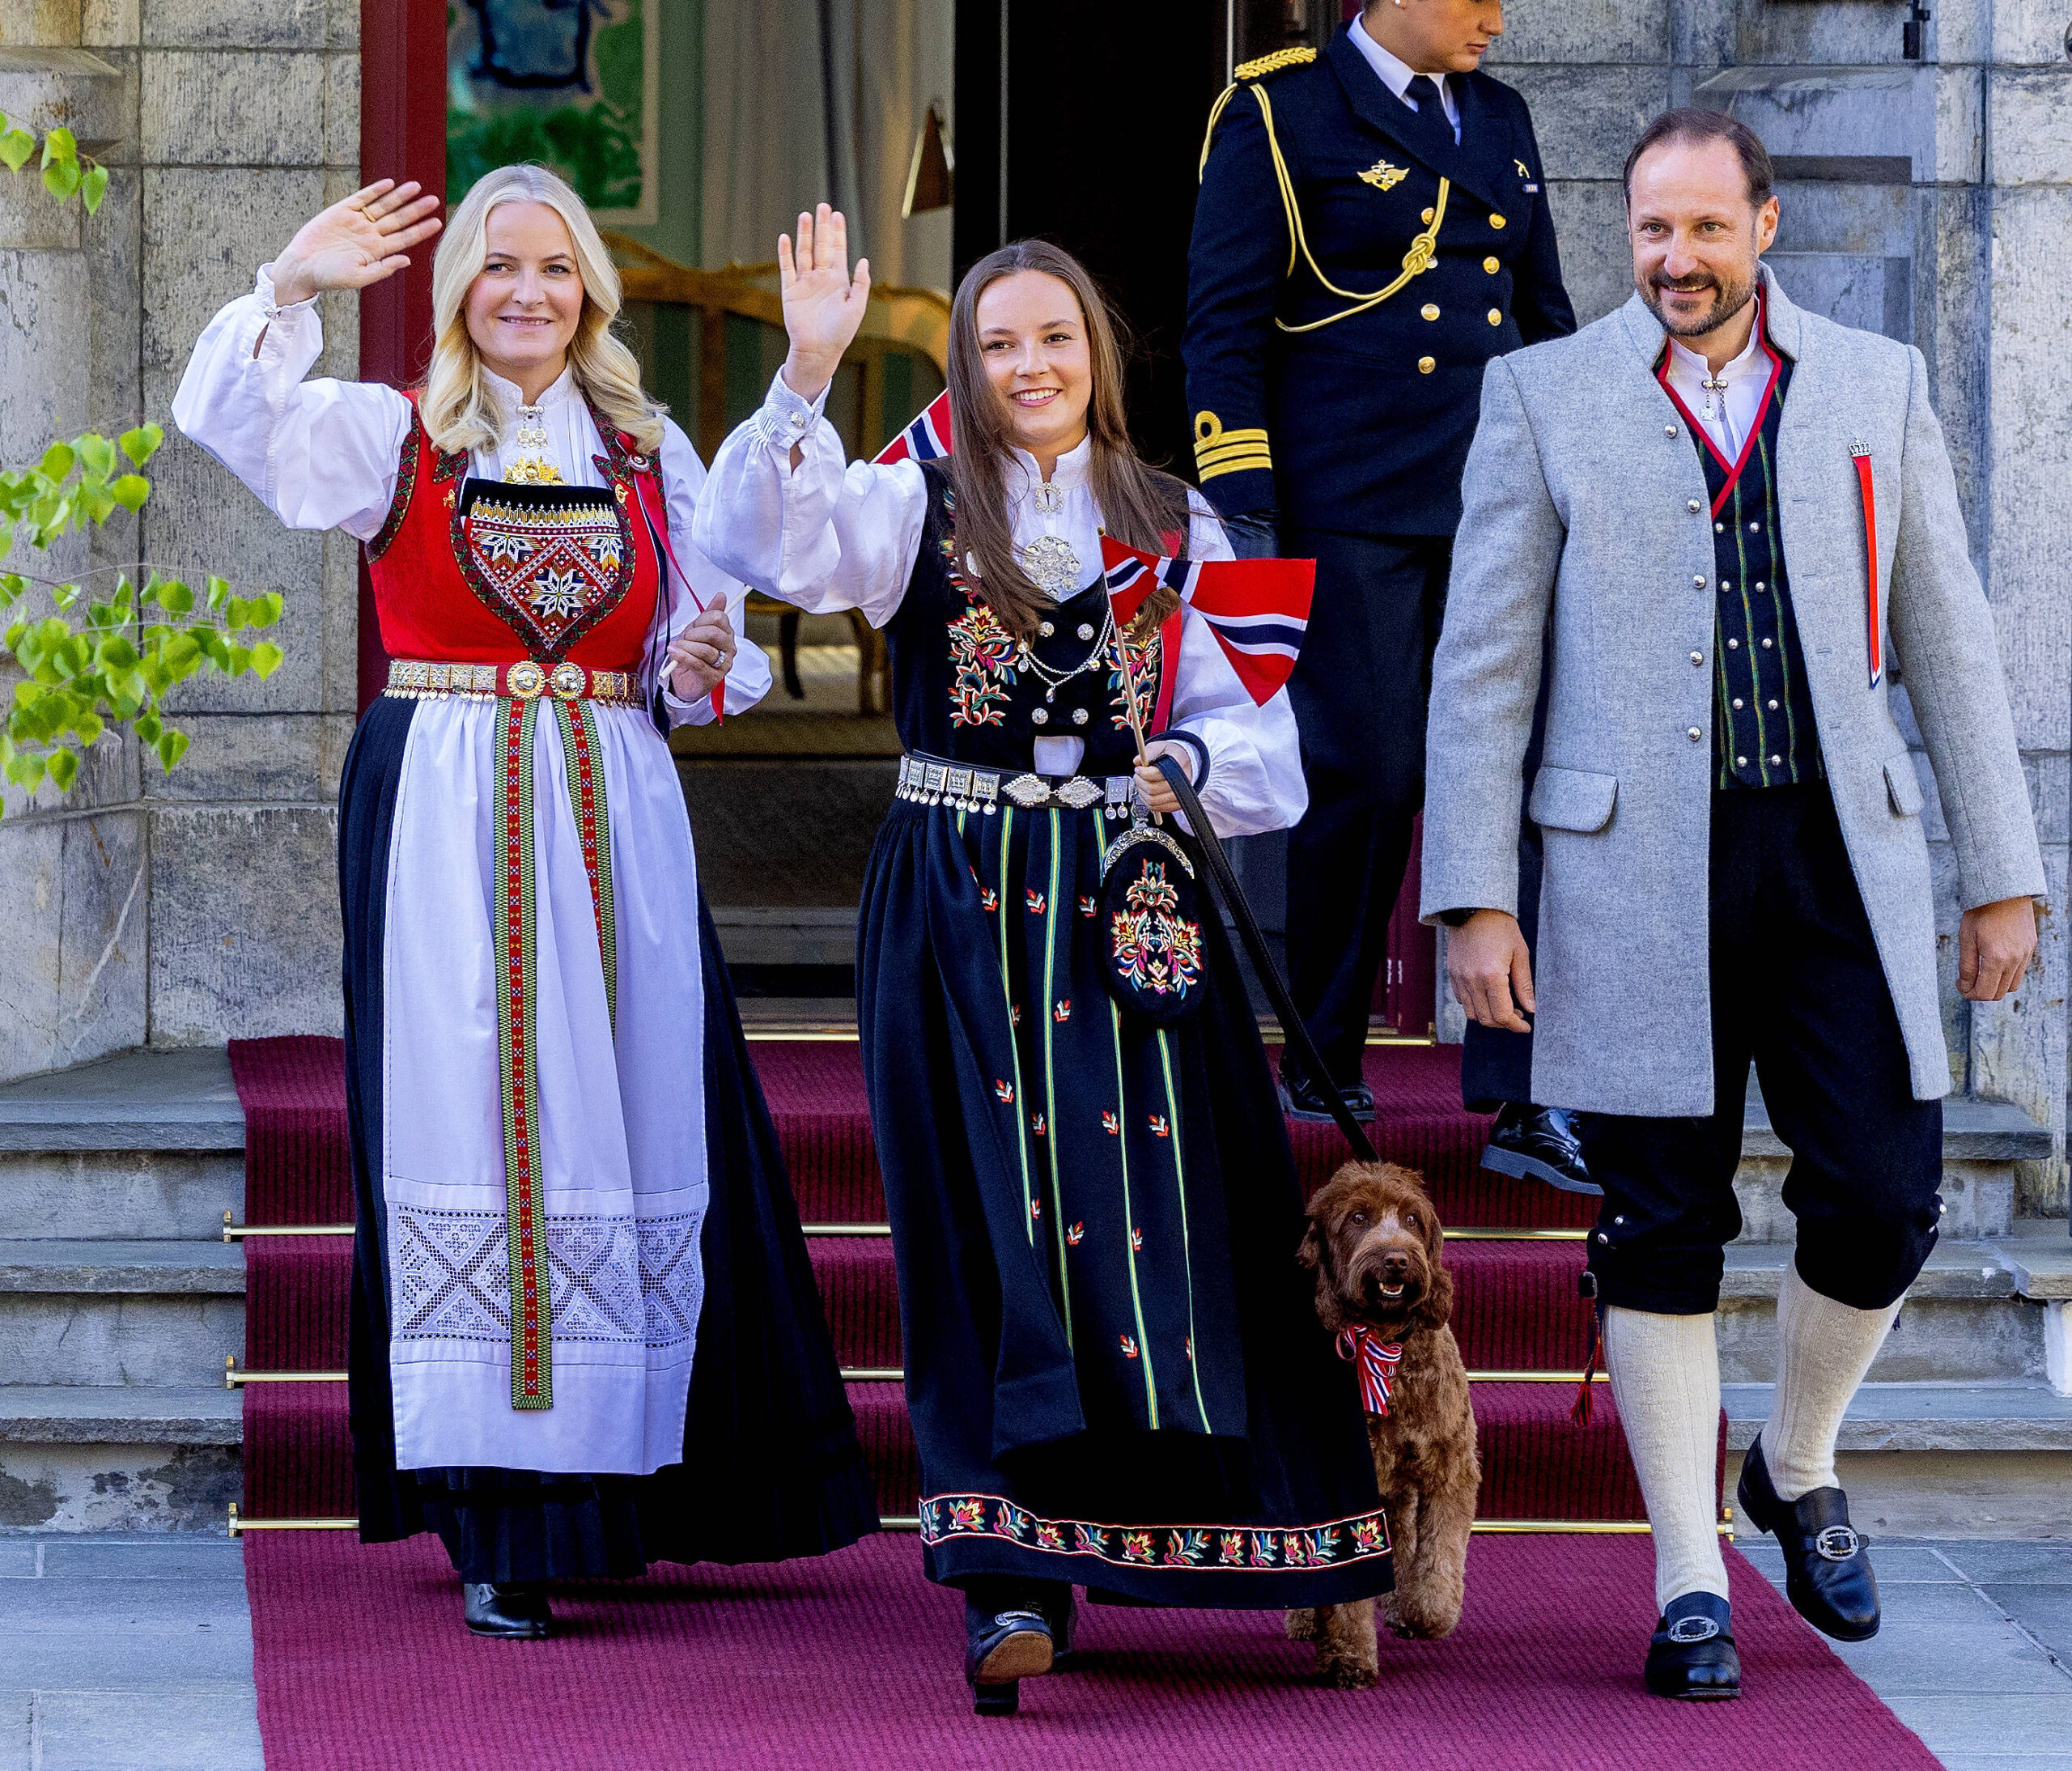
[1153, 754, 1379, 1165]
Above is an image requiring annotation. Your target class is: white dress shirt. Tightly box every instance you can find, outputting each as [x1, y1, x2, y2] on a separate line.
[1348, 14, 1462, 143]
[1661, 300, 1773, 462]
[170, 266, 771, 723]
[690, 369, 1310, 839]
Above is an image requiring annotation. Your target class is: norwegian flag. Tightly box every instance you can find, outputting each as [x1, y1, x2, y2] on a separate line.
[873, 389, 953, 465]
[1100, 536, 1313, 706]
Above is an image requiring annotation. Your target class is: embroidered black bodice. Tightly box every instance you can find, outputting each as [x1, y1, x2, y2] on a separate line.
[883, 463, 1162, 772]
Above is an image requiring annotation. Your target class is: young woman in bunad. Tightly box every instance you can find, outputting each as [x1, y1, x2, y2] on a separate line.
[692, 208, 1391, 1713]
[172, 167, 877, 1638]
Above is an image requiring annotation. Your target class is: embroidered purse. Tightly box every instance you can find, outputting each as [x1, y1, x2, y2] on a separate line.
[1098, 817, 1210, 1026]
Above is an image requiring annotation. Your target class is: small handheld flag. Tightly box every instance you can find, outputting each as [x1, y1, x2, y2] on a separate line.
[874, 390, 953, 465]
[1100, 536, 1314, 706]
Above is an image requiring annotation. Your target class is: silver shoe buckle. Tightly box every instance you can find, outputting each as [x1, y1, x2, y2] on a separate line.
[1814, 1525, 1862, 1562]
[1666, 1616, 1720, 1644]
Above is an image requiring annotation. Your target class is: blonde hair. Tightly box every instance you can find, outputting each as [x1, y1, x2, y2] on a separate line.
[421, 164, 664, 457]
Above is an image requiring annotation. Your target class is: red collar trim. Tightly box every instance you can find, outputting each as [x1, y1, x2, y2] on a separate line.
[1654, 291, 1783, 516]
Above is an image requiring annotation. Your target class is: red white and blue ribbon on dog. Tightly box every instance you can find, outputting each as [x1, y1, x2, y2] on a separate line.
[1851, 443, 1881, 689]
[1100, 537, 1314, 706]
[1337, 1325, 1405, 1416]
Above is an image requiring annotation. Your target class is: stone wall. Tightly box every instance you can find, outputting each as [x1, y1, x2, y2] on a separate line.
[0, 0, 360, 1078]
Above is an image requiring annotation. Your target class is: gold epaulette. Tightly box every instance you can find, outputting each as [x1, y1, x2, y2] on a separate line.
[1234, 46, 1316, 80]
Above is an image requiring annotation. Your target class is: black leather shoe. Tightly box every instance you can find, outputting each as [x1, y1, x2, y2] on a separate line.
[1480, 1102, 1599, 1196]
[1644, 1592, 1741, 1700]
[1737, 1434, 1881, 1641]
[1279, 1072, 1377, 1124]
[964, 1601, 1054, 1715]
[462, 1581, 552, 1639]
[1034, 1582, 1078, 1670]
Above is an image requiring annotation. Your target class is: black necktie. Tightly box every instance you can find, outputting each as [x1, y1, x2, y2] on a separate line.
[1403, 75, 1454, 151]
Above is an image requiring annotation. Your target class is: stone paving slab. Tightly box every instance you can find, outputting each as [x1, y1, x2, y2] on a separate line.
[1887, 1696, 2072, 1760]
[1937, 1759, 2072, 1769]
[1941, 1543, 2072, 1585]
[0, 1241, 244, 1293]
[0, 1575, 252, 1629]
[36, 1536, 245, 1580]
[1988, 1587, 2072, 1664]
[31, 1687, 261, 1771]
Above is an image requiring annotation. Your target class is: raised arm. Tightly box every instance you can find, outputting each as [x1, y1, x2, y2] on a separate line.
[690, 205, 927, 622]
[170, 180, 442, 540]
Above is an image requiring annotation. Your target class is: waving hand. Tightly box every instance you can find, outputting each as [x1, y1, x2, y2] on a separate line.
[779, 205, 871, 404]
[270, 180, 443, 308]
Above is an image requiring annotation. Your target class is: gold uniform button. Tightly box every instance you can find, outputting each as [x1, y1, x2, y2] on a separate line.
[1487, 308, 1502, 325]
[1417, 356, 1437, 375]
[1421, 304, 1441, 321]
[1421, 207, 1435, 223]
[1490, 214, 1507, 229]
[1484, 257, 1500, 274]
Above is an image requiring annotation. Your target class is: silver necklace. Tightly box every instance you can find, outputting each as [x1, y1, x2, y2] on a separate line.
[1017, 603, 1113, 708]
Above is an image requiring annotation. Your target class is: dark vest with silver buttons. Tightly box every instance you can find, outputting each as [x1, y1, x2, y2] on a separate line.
[885, 461, 1174, 772]
[1660, 345, 1822, 791]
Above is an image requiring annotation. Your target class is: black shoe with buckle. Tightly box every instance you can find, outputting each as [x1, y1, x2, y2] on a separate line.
[1033, 1582, 1078, 1670]
[1279, 1069, 1377, 1125]
[1480, 1102, 1599, 1196]
[1644, 1592, 1741, 1701]
[462, 1581, 553, 1640]
[1736, 1434, 1881, 1641]
[964, 1599, 1055, 1715]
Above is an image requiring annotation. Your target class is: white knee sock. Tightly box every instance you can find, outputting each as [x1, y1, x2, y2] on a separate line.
[1603, 1306, 1727, 1611]
[1762, 1263, 1901, 1501]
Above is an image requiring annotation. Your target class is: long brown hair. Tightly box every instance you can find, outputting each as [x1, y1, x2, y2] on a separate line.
[945, 240, 1187, 642]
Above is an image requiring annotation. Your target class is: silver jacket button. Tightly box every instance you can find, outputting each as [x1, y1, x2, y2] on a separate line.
[1694, 575, 1707, 589]
[1688, 499, 1702, 513]
[1687, 727, 1703, 741]
[1076, 623, 1095, 640]
[1030, 707, 1049, 724]
[1072, 707, 1089, 725]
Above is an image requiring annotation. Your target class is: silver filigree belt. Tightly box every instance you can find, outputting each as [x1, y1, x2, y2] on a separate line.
[896, 751, 1140, 818]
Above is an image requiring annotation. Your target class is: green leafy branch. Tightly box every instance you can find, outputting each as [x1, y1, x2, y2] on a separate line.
[0, 116, 109, 214]
[0, 111, 290, 818]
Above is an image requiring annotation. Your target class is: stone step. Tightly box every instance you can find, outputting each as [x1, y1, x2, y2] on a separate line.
[1718, 1239, 2055, 1385]
[0, 1387, 240, 1533]
[0, 1050, 243, 1242]
[1721, 1381, 2072, 1540]
[0, 1241, 243, 1388]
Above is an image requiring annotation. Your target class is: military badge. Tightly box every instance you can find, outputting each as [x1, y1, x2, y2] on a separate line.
[1358, 159, 1408, 193]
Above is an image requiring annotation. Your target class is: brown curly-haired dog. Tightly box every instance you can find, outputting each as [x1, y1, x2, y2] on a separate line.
[1289, 1162, 1479, 1688]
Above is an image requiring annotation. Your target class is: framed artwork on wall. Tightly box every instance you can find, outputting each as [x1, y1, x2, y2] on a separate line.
[447, 0, 662, 223]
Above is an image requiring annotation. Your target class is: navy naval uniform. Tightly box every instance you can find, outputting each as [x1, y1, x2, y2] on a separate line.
[1184, 27, 1575, 1088]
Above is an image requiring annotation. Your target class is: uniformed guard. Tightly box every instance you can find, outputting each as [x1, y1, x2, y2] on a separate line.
[1185, 1, 1577, 1138]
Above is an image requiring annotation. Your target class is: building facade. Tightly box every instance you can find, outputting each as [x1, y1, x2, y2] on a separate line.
[0, 0, 2065, 1211]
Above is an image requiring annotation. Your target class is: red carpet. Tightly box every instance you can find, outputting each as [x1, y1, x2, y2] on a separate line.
[245, 1531, 1938, 1771]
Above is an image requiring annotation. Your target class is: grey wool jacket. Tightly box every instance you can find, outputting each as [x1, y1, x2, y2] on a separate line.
[1420, 267, 2044, 1117]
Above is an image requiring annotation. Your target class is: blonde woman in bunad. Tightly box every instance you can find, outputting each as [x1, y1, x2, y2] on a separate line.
[693, 208, 1391, 1714]
[172, 166, 877, 1639]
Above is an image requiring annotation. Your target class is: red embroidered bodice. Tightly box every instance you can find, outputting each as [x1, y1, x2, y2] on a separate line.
[363, 398, 663, 670]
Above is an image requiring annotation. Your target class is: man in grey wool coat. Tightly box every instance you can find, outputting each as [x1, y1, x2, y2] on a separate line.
[1420, 109, 2044, 1701]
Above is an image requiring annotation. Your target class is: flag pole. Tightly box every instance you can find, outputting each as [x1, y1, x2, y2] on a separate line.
[1103, 564, 1163, 827]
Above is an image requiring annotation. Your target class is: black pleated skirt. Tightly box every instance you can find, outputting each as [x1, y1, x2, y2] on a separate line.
[341, 695, 879, 1582]
[858, 794, 1391, 1609]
